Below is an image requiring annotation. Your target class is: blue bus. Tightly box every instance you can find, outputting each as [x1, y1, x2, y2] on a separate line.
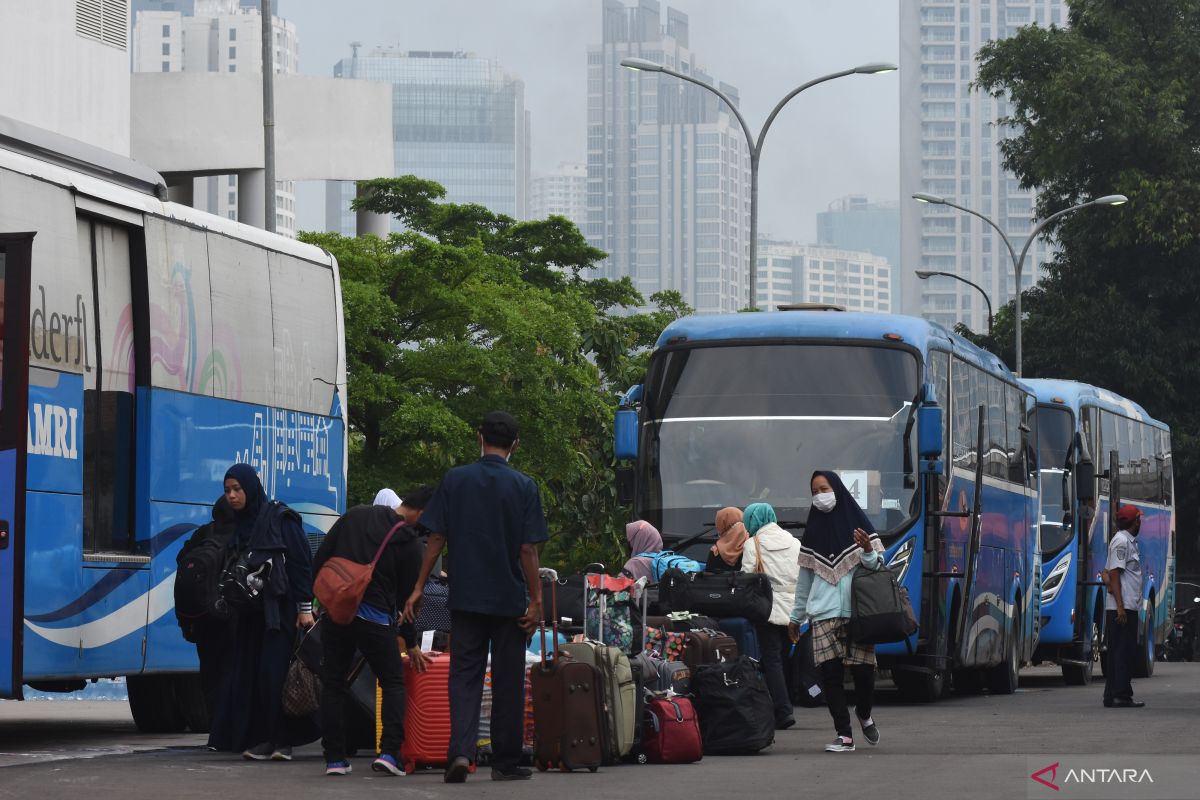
[1025, 379, 1175, 684]
[614, 309, 1040, 701]
[0, 119, 347, 730]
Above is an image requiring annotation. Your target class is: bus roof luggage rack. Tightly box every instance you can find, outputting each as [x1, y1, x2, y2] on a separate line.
[776, 303, 846, 312]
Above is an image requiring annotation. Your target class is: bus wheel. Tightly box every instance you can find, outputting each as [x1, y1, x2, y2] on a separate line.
[1132, 603, 1155, 679]
[892, 667, 945, 703]
[952, 668, 984, 695]
[987, 608, 1020, 695]
[1062, 619, 1100, 685]
[127, 675, 187, 734]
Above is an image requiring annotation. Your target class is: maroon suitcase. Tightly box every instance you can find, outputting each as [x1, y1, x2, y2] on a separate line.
[643, 696, 703, 764]
[529, 569, 606, 773]
[680, 629, 738, 671]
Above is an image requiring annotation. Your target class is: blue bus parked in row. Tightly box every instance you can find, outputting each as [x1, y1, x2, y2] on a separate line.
[615, 308, 1040, 702]
[0, 118, 347, 731]
[1026, 379, 1175, 684]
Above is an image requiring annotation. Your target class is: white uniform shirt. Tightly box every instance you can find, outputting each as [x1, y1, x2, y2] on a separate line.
[1104, 529, 1143, 611]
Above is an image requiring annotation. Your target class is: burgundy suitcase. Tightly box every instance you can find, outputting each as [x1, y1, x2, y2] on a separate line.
[680, 629, 738, 671]
[529, 570, 606, 773]
[643, 696, 703, 764]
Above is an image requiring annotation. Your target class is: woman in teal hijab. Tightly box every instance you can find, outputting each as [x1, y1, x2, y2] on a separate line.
[740, 501, 800, 729]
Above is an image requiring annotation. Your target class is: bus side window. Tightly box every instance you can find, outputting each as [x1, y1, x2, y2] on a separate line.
[1159, 429, 1172, 505]
[1004, 384, 1023, 483]
[951, 358, 972, 472]
[929, 350, 950, 469]
[1098, 411, 1116, 496]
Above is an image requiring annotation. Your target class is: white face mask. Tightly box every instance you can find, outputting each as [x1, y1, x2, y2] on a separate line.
[812, 491, 837, 513]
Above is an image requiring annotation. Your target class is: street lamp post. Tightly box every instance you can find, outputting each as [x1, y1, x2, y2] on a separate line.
[915, 269, 993, 336]
[622, 57, 896, 311]
[912, 192, 1126, 375]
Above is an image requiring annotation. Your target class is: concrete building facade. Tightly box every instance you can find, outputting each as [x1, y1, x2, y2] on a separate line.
[132, 0, 299, 235]
[900, 0, 1063, 329]
[587, 0, 749, 313]
[325, 48, 530, 235]
[757, 239, 892, 314]
[531, 162, 587, 230]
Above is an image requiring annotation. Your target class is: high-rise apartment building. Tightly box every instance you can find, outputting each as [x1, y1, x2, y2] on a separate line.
[900, 0, 1064, 330]
[531, 162, 587, 230]
[817, 195, 901, 300]
[131, 0, 299, 235]
[325, 49, 530, 235]
[757, 239, 892, 314]
[587, 0, 749, 313]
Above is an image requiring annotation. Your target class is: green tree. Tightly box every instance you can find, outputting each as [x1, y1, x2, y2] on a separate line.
[300, 177, 689, 571]
[975, 0, 1200, 567]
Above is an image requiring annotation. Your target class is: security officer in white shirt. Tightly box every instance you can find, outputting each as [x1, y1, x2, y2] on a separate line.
[1103, 504, 1144, 708]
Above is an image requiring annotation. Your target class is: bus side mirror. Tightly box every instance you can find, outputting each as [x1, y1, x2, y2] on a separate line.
[613, 384, 642, 461]
[917, 384, 943, 465]
[616, 466, 635, 505]
[1075, 458, 1095, 502]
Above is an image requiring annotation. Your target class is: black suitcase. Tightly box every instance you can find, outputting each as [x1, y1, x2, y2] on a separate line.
[691, 655, 775, 755]
[659, 569, 773, 624]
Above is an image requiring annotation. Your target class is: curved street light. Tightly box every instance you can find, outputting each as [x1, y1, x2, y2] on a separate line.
[915, 269, 993, 336]
[623, 57, 897, 310]
[911, 192, 1127, 375]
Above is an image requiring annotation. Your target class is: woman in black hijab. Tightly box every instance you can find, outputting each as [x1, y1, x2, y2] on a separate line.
[788, 470, 885, 753]
[208, 463, 316, 760]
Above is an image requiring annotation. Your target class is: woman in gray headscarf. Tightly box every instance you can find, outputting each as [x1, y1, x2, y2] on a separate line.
[620, 520, 663, 582]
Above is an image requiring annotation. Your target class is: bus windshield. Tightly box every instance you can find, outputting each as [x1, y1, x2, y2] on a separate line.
[639, 343, 920, 540]
[1036, 406, 1074, 557]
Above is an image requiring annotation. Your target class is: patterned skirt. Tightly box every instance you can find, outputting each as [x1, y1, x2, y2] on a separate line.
[811, 617, 876, 666]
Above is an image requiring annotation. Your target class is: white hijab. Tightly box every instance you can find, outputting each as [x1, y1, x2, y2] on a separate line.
[372, 488, 402, 509]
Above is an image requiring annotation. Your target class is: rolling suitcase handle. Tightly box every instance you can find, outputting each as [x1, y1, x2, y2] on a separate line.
[538, 567, 559, 670]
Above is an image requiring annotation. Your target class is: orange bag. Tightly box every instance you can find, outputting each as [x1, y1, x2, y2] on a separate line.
[314, 521, 404, 624]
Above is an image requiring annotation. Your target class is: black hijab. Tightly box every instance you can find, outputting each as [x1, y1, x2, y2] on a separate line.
[799, 470, 883, 585]
[224, 463, 267, 546]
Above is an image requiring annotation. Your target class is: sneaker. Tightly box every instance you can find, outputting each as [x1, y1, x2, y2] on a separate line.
[271, 746, 293, 762]
[325, 760, 353, 776]
[857, 714, 880, 746]
[242, 742, 274, 760]
[444, 756, 471, 783]
[491, 766, 533, 781]
[372, 754, 404, 776]
[825, 736, 856, 753]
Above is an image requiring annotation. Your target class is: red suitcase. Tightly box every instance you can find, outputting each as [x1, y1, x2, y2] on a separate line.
[400, 652, 475, 775]
[643, 695, 703, 764]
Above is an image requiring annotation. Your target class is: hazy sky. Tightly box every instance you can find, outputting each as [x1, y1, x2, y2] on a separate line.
[281, 0, 900, 241]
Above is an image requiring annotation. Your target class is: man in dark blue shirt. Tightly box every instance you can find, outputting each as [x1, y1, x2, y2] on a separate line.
[404, 411, 548, 782]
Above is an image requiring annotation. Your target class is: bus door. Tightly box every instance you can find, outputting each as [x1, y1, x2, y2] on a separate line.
[0, 233, 33, 699]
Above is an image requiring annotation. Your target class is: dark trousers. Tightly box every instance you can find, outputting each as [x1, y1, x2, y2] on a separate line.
[321, 617, 406, 761]
[1103, 609, 1137, 702]
[448, 610, 526, 771]
[755, 623, 794, 723]
[820, 659, 876, 739]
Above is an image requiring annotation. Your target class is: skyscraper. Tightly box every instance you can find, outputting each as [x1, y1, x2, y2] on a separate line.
[531, 162, 587, 231]
[131, 0, 300, 235]
[900, 0, 1063, 330]
[587, 0, 749, 313]
[326, 48, 530, 235]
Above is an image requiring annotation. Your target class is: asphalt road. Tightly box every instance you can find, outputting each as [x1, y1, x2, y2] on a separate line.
[1, 663, 1196, 800]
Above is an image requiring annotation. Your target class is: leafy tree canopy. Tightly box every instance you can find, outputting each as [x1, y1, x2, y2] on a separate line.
[974, 0, 1200, 565]
[300, 177, 690, 570]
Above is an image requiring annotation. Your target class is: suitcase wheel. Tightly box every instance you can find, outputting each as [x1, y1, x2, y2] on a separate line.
[588, 766, 599, 773]
[403, 759, 415, 774]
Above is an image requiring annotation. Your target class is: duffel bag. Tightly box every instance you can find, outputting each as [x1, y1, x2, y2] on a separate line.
[659, 569, 773, 624]
[691, 655, 774, 755]
[848, 560, 918, 645]
[643, 696, 702, 764]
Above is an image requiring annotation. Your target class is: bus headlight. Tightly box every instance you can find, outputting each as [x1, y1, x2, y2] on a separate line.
[1041, 552, 1072, 605]
[887, 538, 915, 586]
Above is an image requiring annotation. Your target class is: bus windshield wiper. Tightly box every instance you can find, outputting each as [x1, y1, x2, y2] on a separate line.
[672, 523, 716, 551]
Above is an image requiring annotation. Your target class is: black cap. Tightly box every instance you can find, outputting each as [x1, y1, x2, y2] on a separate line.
[479, 410, 519, 447]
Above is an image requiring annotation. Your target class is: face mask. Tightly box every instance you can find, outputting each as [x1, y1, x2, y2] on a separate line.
[812, 491, 837, 513]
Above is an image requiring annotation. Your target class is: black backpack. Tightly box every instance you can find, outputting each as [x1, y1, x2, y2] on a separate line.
[848, 560, 918, 645]
[175, 533, 236, 628]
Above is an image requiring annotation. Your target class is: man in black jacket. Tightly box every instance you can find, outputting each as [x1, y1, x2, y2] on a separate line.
[313, 493, 431, 776]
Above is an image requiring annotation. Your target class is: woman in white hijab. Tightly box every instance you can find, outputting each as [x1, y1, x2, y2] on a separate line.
[372, 488, 402, 509]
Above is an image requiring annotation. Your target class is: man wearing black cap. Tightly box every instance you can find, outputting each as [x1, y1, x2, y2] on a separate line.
[1103, 504, 1144, 708]
[404, 411, 548, 782]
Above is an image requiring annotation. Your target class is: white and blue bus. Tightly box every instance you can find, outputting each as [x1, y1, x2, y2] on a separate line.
[1025, 379, 1175, 684]
[614, 309, 1040, 701]
[0, 119, 347, 730]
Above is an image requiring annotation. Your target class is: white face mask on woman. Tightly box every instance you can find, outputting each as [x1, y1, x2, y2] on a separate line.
[812, 491, 837, 513]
